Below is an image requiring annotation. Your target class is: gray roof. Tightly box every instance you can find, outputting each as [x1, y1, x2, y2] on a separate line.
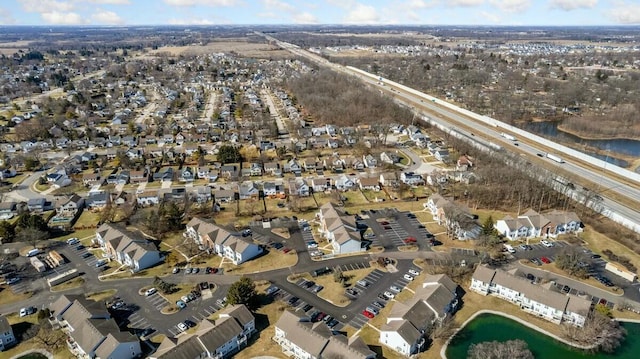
[0, 316, 12, 334]
[152, 335, 204, 359]
[219, 304, 254, 326]
[197, 317, 242, 353]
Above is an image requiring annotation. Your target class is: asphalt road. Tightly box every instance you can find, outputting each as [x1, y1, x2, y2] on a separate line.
[259, 32, 640, 233]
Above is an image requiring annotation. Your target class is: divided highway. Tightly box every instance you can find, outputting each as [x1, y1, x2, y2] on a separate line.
[259, 32, 640, 234]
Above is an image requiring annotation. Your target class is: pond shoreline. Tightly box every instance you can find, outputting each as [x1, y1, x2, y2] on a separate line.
[440, 310, 595, 359]
[9, 349, 54, 359]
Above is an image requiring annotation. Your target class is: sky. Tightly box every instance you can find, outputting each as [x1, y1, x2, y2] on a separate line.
[0, 0, 639, 26]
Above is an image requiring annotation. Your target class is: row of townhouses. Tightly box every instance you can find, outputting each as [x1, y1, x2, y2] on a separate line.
[184, 217, 263, 265]
[317, 202, 364, 255]
[471, 265, 592, 327]
[494, 209, 583, 240]
[150, 304, 256, 359]
[94, 223, 163, 273]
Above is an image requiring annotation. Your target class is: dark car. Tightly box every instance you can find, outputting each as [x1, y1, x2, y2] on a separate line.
[302, 281, 315, 288]
[591, 254, 602, 259]
[205, 267, 213, 274]
[199, 282, 209, 291]
[536, 153, 544, 157]
[287, 296, 299, 305]
[383, 225, 392, 230]
[302, 304, 313, 312]
[76, 244, 85, 250]
[82, 252, 93, 258]
[327, 318, 339, 328]
[312, 285, 324, 293]
[526, 273, 535, 281]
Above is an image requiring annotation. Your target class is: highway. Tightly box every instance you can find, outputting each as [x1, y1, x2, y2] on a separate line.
[259, 32, 640, 233]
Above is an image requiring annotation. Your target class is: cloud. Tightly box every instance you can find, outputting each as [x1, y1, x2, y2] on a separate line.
[548, 0, 597, 11]
[83, 0, 130, 4]
[0, 8, 16, 25]
[261, 0, 294, 12]
[41, 11, 86, 25]
[608, 3, 640, 24]
[343, 3, 379, 23]
[19, 0, 75, 12]
[448, 0, 484, 6]
[479, 10, 501, 23]
[91, 9, 125, 24]
[292, 12, 318, 24]
[163, 0, 239, 6]
[406, 0, 435, 9]
[490, 0, 530, 12]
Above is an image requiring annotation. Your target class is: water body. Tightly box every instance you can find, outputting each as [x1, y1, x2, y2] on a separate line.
[445, 313, 640, 359]
[523, 122, 640, 167]
[16, 354, 48, 359]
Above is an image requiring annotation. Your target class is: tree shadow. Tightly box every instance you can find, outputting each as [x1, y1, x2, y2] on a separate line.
[12, 321, 39, 341]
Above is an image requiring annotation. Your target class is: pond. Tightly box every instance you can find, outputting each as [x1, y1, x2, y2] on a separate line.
[523, 121, 640, 166]
[16, 354, 48, 359]
[445, 313, 640, 359]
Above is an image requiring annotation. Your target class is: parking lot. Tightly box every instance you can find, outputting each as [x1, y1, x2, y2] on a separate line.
[145, 291, 170, 311]
[347, 266, 422, 329]
[359, 208, 433, 250]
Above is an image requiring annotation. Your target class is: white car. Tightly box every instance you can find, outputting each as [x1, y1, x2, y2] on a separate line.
[408, 269, 420, 276]
[390, 285, 401, 293]
[177, 322, 188, 332]
[19, 307, 36, 317]
[145, 288, 157, 296]
[383, 291, 395, 299]
[541, 240, 553, 247]
[404, 274, 414, 281]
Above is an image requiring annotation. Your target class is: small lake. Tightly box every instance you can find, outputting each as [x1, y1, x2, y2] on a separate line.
[523, 121, 640, 167]
[445, 313, 640, 359]
[16, 354, 48, 359]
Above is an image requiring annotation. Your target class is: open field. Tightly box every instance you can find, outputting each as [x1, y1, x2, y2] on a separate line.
[147, 39, 293, 59]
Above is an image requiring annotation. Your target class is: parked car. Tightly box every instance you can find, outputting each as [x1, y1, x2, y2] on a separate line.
[205, 267, 213, 274]
[372, 301, 385, 309]
[403, 237, 417, 244]
[530, 258, 542, 266]
[362, 310, 375, 319]
[541, 240, 553, 247]
[389, 285, 401, 293]
[82, 252, 93, 258]
[404, 274, 414, 281]
[145, 288, 157, 296]
[19, 306, 36, 317]
[287, 296, 299, 305]
[176, 300, 187, 309]
[172, 267, 180, 274]
[312, 285, 324, 294]
[327, 319, 339, 328]
[177, 322, 188, 332]
[302, 304, 313, 312]
[76, 244, 85, 250]
[383, 291, 395, 299]
[6, 276, 20, 285]
[408, 269, 420, 276]
[540, 257, 551, 264]
[192, 267, 200, 274]
[111, 300, 125, 310]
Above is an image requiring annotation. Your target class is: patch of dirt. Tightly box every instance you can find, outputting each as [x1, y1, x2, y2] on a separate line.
[147, 38, 292, 58]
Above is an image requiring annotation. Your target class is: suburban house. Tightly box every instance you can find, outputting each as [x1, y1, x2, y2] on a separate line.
[379, 172, 398, 187]
[185, 217, 263, 265]
[470, 265, 591, 327]
[213, 189, 236, 203]
[274, 310, 376, 359]
[55, 194, 84, 218]
[136, 190, 160, 206]
[358, 177, 381, 191]
[82, 173, 103, 186]
[263, 181, 285, 197]
[85, 191, 110, 210]
[264, 162, 281, 176]
[153, 167, 174, 182]
[95, 223, 163, 273]
[380, 151, 401, 164]
[363, 154, 378, 168]
[494, 209, 582, 240]
[0, 202, 18, 220]
[150, 304, 256, 359]
[179, 167, 195, 182]
[50, 294, 141, 359]
[0, 316, 16, 351]
[334, 174, 355, 191]
[288, 179, 310, 197]
[317, 202, 363, 254]
[456, 155, 475, 171]
[424, 194, 481, 240]
[400, 172, 424, 186]
[129, 170, 148, 184]
[283, 159, 302, 174]
[310, 177, 331, 193]
[238, 181, 259, 199]
[380, 274, 459, 356]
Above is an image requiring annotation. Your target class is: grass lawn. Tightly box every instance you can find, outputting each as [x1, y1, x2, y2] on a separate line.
[0, 288, 32, 306]
[52, 181, 86, 196]
[295, 267, 374, 307]
[234, 301, 289, 359]
[222, 250, 298, 275]
[580, 224, 640, 274]
[341, 190, 370, 207]
[73, 210, 102, 229]
[87, 289, 117, 302]
[51, 277, 85, 292]
[357, 325, 405, 359]
[5, 173, 28, 185]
